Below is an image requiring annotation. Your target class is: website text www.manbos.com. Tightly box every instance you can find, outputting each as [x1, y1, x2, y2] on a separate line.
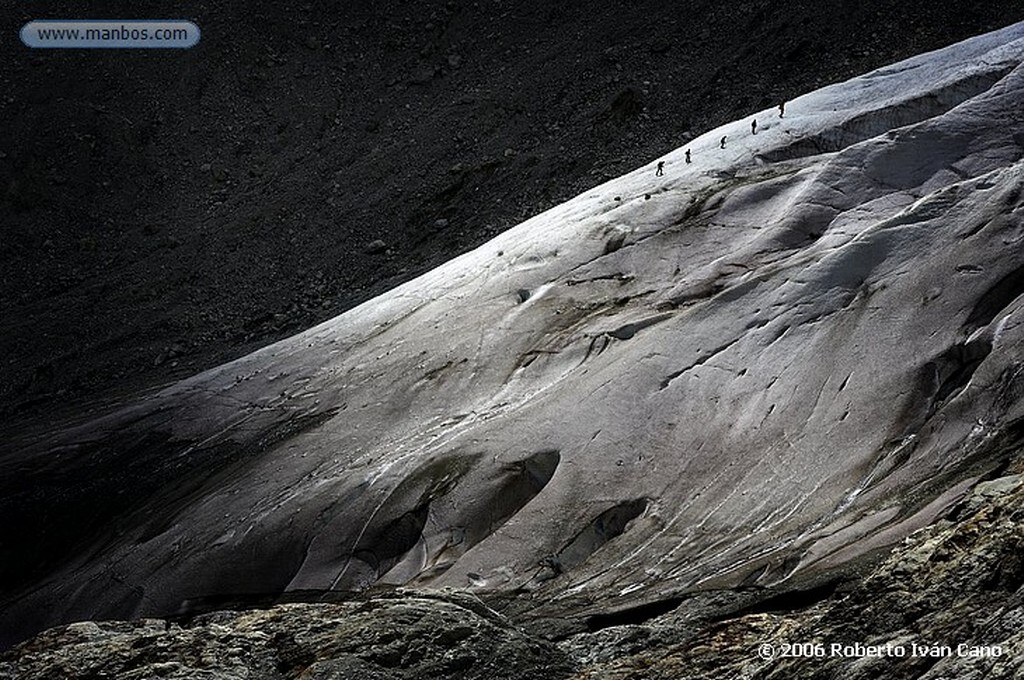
[39, 25, 187, 41]
[21, 21, 200, 49]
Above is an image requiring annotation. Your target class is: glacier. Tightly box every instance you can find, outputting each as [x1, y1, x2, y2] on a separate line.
[2, 21, 1024, 647]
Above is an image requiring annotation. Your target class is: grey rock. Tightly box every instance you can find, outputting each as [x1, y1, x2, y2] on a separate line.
[0, 593, 574, 680]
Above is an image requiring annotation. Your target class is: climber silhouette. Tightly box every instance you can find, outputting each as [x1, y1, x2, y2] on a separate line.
[779, 101, 785, 118]
[751, 119, 757, 135]
[720, 135, 727, 149]
[656, 160, 665, 176]
[685, 149, 691, 164]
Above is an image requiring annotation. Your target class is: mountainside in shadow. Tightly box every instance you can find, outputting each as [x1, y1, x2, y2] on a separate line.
[3, 0, 1024, 434]
[2, 26, 1023, 680]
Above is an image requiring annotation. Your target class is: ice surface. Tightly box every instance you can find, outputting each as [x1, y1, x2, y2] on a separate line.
[3, 21, 1024, 639]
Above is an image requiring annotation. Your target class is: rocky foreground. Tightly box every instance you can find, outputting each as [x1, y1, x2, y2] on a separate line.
[3, 467, 1022, 678]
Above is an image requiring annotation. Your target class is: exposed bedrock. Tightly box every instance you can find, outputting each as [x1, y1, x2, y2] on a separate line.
[0, 591, 576, 680]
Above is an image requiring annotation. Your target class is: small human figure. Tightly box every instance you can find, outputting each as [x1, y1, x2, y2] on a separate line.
[685, 149, 691, 164]
[720, 135, 727, 149]
[751, 119, 758, 135]
[778, 101, 785, 118]
[539, 555, 564, 578]
[656, 160, 664, 176]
